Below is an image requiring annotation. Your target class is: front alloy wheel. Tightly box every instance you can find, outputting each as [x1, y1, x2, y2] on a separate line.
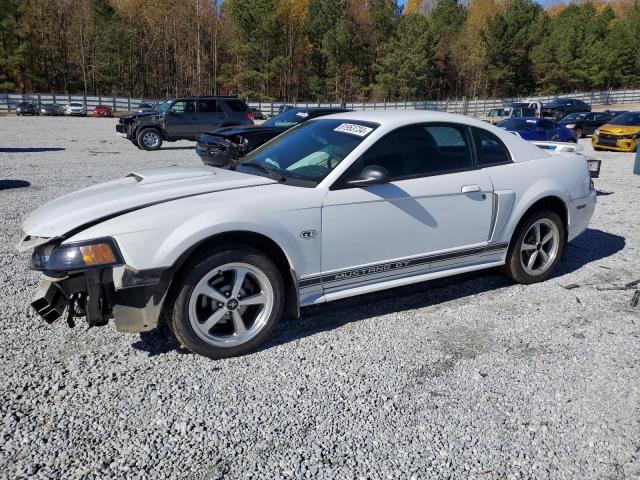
[137, 127, 163, 150]
[169, 249, 284, 359]
[188, 263, 274, 348]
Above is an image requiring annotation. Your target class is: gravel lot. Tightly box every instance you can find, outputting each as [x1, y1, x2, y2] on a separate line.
[1, 116, 639, 480]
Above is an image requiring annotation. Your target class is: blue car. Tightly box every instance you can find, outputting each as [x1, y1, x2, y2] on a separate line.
[497, 117, 577, 143]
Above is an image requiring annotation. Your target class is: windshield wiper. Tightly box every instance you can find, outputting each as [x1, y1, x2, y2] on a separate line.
[241, 162, 286, 182]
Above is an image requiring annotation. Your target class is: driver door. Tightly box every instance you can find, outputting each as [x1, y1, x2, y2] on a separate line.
[164, 100, 197, 137]
[320, 123, 496, 294]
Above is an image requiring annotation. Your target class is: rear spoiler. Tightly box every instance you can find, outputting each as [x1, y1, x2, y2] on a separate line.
[530, 141, 600, 178]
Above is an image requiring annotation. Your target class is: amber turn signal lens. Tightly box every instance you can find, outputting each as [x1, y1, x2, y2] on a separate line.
[80, 243, 117, 265]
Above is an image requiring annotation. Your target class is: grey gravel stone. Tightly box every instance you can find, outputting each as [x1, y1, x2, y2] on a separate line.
[0, 116, 639, 479]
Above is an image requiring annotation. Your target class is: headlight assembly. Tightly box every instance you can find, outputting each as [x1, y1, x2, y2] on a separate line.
[594, 129, 600, 136]
[620, 133, 639, 139]
[30, 238, 123, 272]
[565, 124, 576, 129]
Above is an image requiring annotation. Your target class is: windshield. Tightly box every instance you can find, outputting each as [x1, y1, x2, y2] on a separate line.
[548, 99, 567, 107]
[498, 119, 537, 131]
[562, 112, 588, 121]
[156, 100, 172, 112]
[237, 119, 378, 183]
[610, 112, 640, 126]
[69, 102, 82, 107]
[264, 109, 313, 128]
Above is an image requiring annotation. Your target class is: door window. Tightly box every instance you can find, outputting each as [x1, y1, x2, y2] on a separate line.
[540, 120, 555, 130]
[197, 99, 222, 113]
[592, 113, 606, 121]
[361, 124, 473, 180]
[472, 128, 511, 166]
[170, 101, 195, 114]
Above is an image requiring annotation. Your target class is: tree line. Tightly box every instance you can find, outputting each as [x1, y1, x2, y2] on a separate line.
[1, 0, 639, 102]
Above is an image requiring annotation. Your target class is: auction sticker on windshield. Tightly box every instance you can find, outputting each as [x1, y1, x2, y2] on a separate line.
[334, 123, 374, 137]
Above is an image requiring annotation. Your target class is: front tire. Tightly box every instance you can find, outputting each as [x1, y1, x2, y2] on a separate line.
[575, 127, 583, 138]
[137, 128, 163, 150]
[504, 210, 565, 284]
[169, 248, 284, 359]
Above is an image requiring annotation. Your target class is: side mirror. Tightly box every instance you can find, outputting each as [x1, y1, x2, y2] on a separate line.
[346, 165, 390, 187]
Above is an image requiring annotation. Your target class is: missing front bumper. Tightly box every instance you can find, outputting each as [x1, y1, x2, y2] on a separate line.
[30, 267, 170, 333]
[30, 270, 114, 327]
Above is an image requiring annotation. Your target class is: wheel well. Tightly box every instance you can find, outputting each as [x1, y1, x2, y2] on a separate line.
[170, 231, 299, 318]
[515, 196, 568, 245]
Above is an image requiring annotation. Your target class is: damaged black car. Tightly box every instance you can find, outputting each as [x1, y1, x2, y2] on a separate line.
[195, 107, 350, 168]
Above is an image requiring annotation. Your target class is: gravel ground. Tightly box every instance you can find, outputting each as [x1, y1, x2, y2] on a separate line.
[1, 116, 639, 480]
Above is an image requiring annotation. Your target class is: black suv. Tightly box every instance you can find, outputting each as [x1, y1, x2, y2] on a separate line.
[116, 96, 253, 150]
[543, 98, 591, 120]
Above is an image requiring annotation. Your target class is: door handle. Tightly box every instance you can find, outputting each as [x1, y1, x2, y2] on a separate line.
[461, 184, 481, 193]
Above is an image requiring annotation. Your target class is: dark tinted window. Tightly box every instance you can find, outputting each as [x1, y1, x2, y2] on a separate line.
[171, 101, 195, 114]
[224, 99, 248, 112]
[197, 99, 222, 113]
[472, 128, 511, 166]
[361, 124, 473, 180]
[610, 112, 640, 126]
[540, 119, 554, 130]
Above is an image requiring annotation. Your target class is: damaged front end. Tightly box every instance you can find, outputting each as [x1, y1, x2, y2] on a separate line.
[196, 135, 248, 168]
[23, 236, 167, 332]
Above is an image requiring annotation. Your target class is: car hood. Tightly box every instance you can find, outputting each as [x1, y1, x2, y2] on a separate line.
[203, 124, 286, 138]
[21, 167, 276, 239]
[598, 124, 640, 135]
[120, 111, 158, 122]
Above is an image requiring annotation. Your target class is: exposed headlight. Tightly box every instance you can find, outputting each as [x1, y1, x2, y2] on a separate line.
[565, 124, 576, 129]
[620, 133, 638, 139]
[594, 129, 600, 136]
[30, 238, 123, 272]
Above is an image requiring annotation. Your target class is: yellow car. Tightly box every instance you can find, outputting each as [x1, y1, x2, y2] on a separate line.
[592, 111, 640, 152]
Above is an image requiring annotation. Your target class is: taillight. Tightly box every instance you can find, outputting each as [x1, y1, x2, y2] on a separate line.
[247, 111, 254, 120]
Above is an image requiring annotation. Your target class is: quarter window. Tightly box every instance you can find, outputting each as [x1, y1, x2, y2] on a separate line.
[224, 100, 248, 112]
[361, 124, 473, 180]
[472, 128, 511, 166]
[197, 100, 222, 113]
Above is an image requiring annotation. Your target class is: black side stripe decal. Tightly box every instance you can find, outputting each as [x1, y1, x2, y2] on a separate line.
[298, 242, 509, 289]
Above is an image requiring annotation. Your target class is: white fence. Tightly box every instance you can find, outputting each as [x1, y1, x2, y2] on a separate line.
[2, 89, 639, 116]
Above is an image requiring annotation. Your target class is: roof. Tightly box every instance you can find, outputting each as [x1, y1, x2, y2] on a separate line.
[321, 109, 509, 129]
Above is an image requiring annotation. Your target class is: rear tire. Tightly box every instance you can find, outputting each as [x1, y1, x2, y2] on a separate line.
[168, 248, 284, 359]
[137, 127, 163, 150]
[503, 210, 565, 284]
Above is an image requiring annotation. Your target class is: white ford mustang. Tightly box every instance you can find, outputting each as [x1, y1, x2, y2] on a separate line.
[19, 111, 596, 359]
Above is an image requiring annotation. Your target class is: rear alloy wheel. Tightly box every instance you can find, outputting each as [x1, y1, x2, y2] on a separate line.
[137, 127, 163, 150]
[504, 210, 565, 284]
[575, 127, 583, 138]
[169, 249, 284, 359]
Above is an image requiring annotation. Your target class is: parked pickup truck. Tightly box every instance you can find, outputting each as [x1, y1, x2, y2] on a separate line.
[116, 96, 254, 150]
